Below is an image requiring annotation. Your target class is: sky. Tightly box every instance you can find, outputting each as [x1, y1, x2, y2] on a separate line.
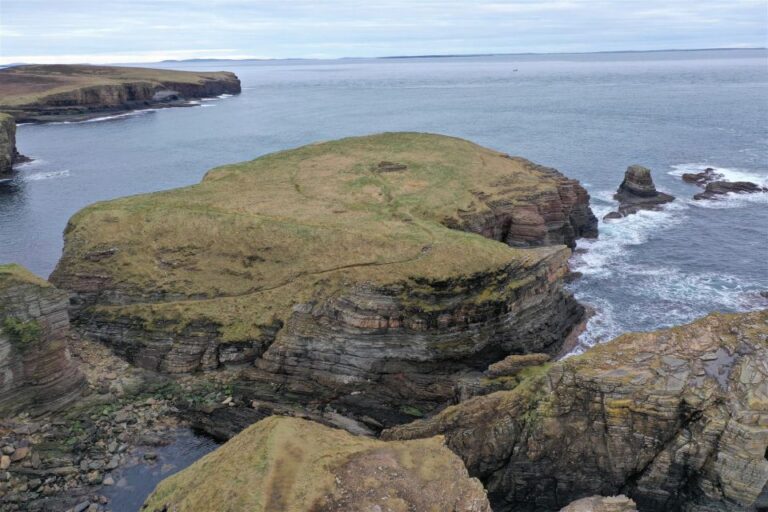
[0, 0, 766, 64]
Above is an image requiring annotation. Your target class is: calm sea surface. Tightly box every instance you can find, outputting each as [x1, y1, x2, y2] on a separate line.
[2, 49, 767, 351]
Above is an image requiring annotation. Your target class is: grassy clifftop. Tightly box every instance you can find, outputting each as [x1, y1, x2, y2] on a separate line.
[0, 64, 239, 107]
[52, 132, 587, 340]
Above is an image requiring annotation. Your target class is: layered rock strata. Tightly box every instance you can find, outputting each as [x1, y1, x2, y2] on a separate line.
[0, 264, 85, 416]
[0, 113, 26, 176]
[604, 165, 674, 219]
[144, 415, 491, 512]
[0, 65, 241, 123]
[51, 132, 596, 426]
[384, 310, 768, 511]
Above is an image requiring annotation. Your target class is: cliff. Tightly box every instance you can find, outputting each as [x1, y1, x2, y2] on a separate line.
[0, 264, 86, 416]
[383, 310, 768, 511]
[51, 132, 597, 426]
[0, 64, 241, 122]
[143, 415, 491, 511]
[0, 113, 23, 175]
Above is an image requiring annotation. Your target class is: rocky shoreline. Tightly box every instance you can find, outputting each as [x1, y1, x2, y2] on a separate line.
[0, 65, 241, 123]
[0, 114, 28, 177]
[1, 133, 765, 511]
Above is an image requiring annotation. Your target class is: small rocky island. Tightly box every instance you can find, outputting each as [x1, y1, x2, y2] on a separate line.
[0, 113, 27, 177]
[604, 165, 674, 220]
[0, 64, 241, 123]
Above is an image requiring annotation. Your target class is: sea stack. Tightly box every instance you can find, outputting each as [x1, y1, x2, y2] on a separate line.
[0, 113, 26, 176]
[604, 164, 674, 219]
[0, 264, 86, 416]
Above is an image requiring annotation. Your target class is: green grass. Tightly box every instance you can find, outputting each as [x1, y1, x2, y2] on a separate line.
[53, 132, 570, 340]
[2, 317, 42, 347]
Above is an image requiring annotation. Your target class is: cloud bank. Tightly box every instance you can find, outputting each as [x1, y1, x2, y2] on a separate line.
[1, 0, 766, 64]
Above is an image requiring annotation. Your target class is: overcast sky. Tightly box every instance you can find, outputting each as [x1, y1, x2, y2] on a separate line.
[1, 0, 766, 64]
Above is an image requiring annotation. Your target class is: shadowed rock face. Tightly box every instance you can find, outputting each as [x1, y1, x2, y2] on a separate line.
[0, 113, 26, 175]
[0, 64, 241, 122]
[51, 133, 597, 426]
[143, 416, 492, 512]
[605, 165, 675, 219]
[0, 265, 86, 416]
[383, 310, 768, 512]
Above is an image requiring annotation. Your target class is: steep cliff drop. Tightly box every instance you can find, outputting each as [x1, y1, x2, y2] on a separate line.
[0, 113, 27, 177]
[51, 132, 598, 428]
[384, 310, 768, 512]
[0, 264, 86, 416]
[0, 65, 242, 123]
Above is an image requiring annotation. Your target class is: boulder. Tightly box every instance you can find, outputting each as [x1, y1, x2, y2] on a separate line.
[143, 416, 491, 512]
[560, 495, 637, 512]
[607, 165, 675, 217]
[51, 133, 597, 427]
[693, 180, 766, 200]
[383, 310, 768, 511]
[0, 264, 86, 416]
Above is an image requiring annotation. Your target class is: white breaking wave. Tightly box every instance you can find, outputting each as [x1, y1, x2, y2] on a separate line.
[669, 163, 768, 186]
[669, 163, 768, 208]
[217, 93, 233, 98]
[25, 170, 70, 181]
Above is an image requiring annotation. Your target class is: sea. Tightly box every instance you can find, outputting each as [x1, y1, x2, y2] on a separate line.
[1, 49, 767, 507]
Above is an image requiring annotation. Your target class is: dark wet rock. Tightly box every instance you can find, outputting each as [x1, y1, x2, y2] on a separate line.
[602, 211, 623, 221]
[682, 167, 724, 186]
[608, 165, 675, 217]
[0, 113, 27, 176]
[693, 180, 766, 200]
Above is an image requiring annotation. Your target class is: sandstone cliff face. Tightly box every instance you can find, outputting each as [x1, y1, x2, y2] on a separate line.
[144, 416, 491, 512]
[0, 265, 85, 416]
[384, 310, 768, 511]
[0, 64, 241, 122]
[51, 133, 596, 425]
[0, 113, 21, 175]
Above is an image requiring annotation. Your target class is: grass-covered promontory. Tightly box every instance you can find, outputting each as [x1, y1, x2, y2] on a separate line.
[0, 64, 241, 122]
[52, 132, 593, 344]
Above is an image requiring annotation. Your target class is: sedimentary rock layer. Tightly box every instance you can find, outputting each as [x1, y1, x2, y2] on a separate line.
[51, 132, 596, 424]
[0, 64, 241, 122]
[0, 113, 24, 175]
[144, 416, 491, 512]
[0, 264, 85, 416]
[384, 310, 768, 512]
[605, 165, 674, 219]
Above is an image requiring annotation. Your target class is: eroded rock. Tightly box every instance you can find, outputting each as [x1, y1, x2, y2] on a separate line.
[383, 310, 768, 511]
[51, 133, 597, 426]
[143, 416, 491, 512]
[560, 495, 637, 512]
[693, 180, 766, 200]
[604, 165, 675, 218]
[0, 264, 86, 416]
[0, 113, 27, 176]
[681, 167, 723, 186]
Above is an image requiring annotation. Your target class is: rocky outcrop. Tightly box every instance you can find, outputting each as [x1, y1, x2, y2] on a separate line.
[604, 165, 674, 219]
[143, 416, 491, 512]
[693, 180, 766, 200]
[51, 133, 596, 427]
[682, 167, 723, 186]
[0, 65, 241, 122]
[0, 264, 85, 416]
[0, 113, 26, 176]
[383, 310, 768, 511]
[560, 495, 637, 512]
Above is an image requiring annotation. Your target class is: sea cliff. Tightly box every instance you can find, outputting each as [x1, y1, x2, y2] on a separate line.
[51, 132, 597, 426]
[0, 64, 241, 122]
[0, 113, 24, 175]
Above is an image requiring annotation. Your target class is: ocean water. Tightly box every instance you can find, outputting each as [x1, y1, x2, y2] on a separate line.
[1, 49, 767, 352]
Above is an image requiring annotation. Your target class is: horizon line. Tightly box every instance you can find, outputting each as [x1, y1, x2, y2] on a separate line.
[1, 46, 765, 67]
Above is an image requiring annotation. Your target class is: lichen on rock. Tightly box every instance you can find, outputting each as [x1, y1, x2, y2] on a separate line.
[384, 310, 768, 511]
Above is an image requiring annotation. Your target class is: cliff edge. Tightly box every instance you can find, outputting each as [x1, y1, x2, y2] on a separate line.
[0, 64, 241, 122]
